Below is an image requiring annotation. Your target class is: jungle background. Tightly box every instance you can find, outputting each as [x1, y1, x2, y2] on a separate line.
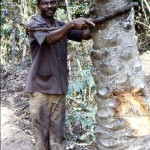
[1, 0, 150, 149]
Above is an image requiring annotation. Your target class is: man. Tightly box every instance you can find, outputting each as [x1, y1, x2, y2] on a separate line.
[25, 0, 95, 150]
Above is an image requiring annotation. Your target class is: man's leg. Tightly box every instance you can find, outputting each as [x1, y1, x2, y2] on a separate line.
[48, 95, 66, 150]
[29, 92, 51, 150]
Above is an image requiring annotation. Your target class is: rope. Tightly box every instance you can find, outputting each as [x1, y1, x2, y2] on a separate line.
[25, 2, 139, 33]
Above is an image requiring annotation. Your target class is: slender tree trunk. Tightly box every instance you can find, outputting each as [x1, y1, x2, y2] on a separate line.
[12, 22, 16, 69]
[90, 0, 150, 149]
[65, 0, 71, 21]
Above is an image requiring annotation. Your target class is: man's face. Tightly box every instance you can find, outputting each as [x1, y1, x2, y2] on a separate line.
[38, 0, 57, 18]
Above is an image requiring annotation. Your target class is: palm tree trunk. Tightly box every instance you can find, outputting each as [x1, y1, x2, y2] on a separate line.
[90, 0, 150, 149]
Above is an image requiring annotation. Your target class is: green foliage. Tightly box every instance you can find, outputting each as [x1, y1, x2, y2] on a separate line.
[66, 104, 96, 142]
[66, 65, 96, 142]
[66, 89, 96, 142]
[68, 69, 95, 95]
[1, 1, 31, 69]
[55, 8, 67, 21]
[69, 1, 90, 18]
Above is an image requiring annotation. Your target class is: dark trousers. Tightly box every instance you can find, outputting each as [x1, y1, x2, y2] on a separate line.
[29, 92, 66, 150]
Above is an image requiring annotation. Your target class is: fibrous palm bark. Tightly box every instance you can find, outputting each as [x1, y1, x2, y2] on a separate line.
[90, 0, 150, 149]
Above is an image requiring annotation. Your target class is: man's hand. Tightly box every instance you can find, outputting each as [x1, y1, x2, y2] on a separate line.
[70, 18, 95, 30]
[70, 18, 95, 40]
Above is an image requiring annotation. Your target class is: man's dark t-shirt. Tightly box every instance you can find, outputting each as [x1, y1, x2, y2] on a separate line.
[25, 15, 83, 94]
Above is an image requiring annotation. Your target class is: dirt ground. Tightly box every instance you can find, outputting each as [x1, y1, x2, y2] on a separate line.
[1, 52, 150, 150]
[1, 107, 34, 150]
[1, 70, 35, 150]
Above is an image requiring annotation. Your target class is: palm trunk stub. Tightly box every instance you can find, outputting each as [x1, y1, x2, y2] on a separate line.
[90, 0, 150, 149]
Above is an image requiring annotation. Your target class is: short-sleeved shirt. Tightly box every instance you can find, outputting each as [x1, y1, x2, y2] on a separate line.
[25, 15, 83, 94]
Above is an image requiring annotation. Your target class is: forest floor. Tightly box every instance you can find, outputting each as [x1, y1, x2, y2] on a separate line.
[1, 52, 150, 150]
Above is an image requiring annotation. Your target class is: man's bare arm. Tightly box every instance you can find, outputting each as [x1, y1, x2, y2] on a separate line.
[45, 18, 95, 45]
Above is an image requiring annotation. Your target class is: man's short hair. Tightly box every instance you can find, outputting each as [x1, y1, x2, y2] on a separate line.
[37, 0, 57, 4]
